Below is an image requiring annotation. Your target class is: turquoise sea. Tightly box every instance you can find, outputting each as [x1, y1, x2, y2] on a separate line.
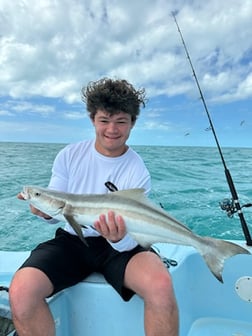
[0, 142, 252, 251]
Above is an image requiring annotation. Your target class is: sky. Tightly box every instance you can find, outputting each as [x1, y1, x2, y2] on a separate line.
[0, 0, 251, 147]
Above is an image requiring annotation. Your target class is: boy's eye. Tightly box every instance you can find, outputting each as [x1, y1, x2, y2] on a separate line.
[99, 119, 128, 124]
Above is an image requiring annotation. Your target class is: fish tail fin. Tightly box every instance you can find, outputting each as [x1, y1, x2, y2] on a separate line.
[199, 237, 250, 283]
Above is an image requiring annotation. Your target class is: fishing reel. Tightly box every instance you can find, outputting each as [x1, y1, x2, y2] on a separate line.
[220, 198, 252, 218]
[219, 198, 236, 217]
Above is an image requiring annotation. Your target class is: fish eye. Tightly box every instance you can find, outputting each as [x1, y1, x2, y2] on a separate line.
[35, 192, 41, 197]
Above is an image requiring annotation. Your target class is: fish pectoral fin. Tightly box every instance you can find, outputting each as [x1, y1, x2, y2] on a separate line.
[63, 211, 88, 246]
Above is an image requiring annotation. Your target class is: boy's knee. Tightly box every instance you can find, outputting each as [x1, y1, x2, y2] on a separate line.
[143, 270, 175, 303]
[154, 272, 174, 294]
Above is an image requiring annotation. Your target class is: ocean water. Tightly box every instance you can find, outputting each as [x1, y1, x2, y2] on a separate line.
[0, 142, 251, 251]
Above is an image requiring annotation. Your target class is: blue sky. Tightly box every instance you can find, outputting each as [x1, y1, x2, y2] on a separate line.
[0, 0, 251, 147]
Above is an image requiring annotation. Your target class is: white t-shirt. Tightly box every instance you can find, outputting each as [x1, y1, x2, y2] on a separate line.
[47, 139, 151, 251]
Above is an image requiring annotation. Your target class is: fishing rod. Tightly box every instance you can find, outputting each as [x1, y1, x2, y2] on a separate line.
[172, 12, 252, 246]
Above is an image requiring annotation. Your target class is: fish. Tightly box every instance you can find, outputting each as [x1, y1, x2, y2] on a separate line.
[20, 185, 250, 282]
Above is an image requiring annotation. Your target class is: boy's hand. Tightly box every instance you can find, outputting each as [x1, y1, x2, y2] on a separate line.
[94, 210, 126, 243]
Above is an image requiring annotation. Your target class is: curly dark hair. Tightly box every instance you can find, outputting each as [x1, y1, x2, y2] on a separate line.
[81, 78, 147, 122]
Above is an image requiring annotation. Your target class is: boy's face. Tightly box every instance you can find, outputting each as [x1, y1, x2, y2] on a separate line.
[92, 109, 134, 157]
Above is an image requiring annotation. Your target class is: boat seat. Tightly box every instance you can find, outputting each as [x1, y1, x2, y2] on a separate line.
[188, 317, 252, 336]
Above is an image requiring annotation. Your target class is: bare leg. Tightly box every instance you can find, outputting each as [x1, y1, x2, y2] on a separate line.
[9, 267, 55, 336]
[124, 251, 179, 336]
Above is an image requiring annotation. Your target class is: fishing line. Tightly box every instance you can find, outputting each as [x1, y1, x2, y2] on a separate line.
[171, 12, 252, 245]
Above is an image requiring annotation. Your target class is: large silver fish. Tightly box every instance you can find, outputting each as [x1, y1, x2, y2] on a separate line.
[21, 185, 250, 282]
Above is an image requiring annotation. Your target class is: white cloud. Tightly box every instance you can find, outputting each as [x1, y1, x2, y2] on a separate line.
[0, 99, 55, 116]
[212, 72, 252, 103]
[139, 121, 174, 131]
[0, 119, 92, 143]
[0, 0, 251, 147]
[0, 0, 251, 104]
[63, 111, 87, 120]
[0, 109, 14, 116]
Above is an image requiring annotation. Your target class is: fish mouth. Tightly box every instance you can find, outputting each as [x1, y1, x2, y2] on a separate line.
[21, 186, 30, 200]
[21, 191, 29, 200]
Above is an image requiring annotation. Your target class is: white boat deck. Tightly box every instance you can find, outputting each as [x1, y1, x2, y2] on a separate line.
[1, 242, 252, 336]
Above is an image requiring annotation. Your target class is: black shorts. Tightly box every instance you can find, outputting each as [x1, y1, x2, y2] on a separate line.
[19, 228, 147, 301]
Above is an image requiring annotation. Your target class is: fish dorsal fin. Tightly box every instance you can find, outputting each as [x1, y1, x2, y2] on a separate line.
[112, 189, 165, 212]
[113, 188, 147, 202]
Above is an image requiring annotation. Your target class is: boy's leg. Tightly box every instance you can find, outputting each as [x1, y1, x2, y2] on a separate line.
[9, 267, 55, 336]
[124, 251, 179, 336]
